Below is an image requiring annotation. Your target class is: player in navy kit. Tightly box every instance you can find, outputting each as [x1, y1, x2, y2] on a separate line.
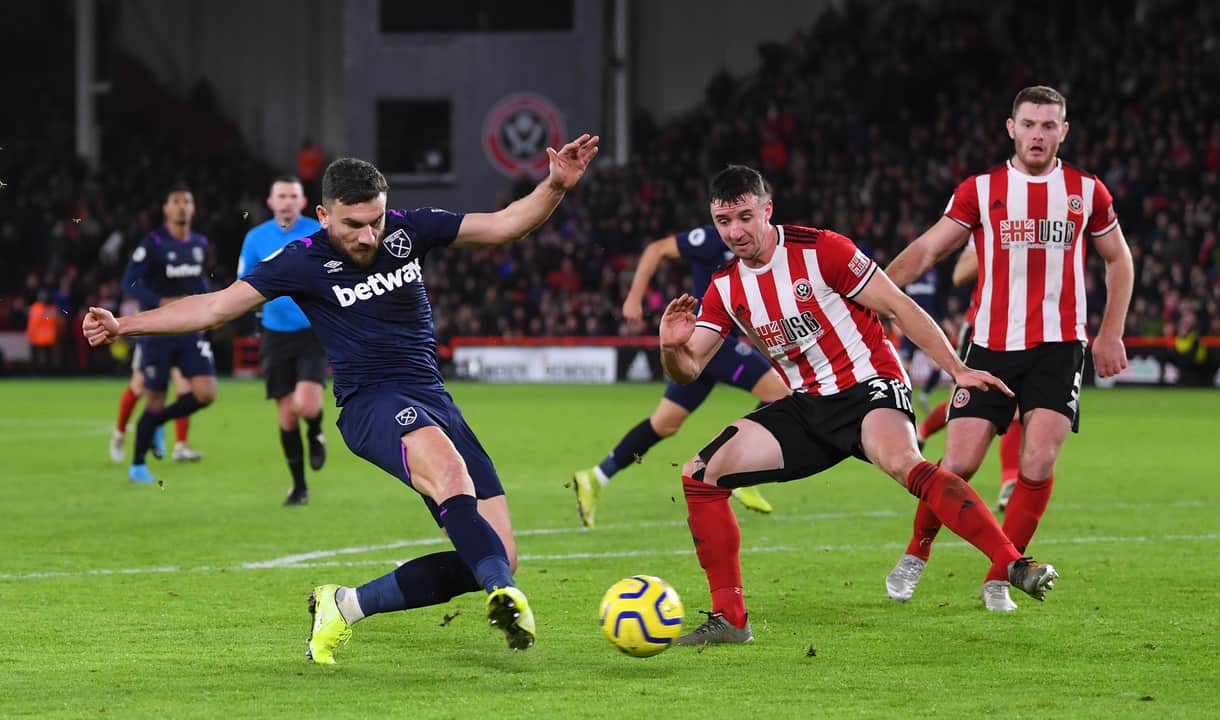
[899, 267, 944, 413]
[119, 184, 217, 485]
[84, 134, 600, 662]
[571, 226, 790, 526]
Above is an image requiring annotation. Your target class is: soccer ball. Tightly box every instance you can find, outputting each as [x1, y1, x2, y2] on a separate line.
[599, 575, 685, 657]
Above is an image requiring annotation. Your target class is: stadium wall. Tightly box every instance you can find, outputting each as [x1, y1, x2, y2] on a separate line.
[115, 0, 346, 173]
[631, 0, 835, 120]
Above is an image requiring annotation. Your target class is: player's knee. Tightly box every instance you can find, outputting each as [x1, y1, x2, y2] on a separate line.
[940, 458, 979, 481]
[420, 461, 474, 503]
[1020, 450, 1056, 482]
[650, 415, 683, 437]
[878, 449, 925, 482]
[194, 387, 216, 406]
[681, 456, 711, 483]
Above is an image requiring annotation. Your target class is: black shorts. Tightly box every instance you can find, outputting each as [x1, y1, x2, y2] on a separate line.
[948, 341, 1085, 434]
[724, 377, 916, 487]
[260, 329, 328, 400]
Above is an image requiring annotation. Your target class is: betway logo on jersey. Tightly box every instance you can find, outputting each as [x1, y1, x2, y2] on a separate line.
[755, 311, 823, 350]
[331, 259, 423, 307]
[999, 219, 1078, 250]
[165, 264, 203, 278]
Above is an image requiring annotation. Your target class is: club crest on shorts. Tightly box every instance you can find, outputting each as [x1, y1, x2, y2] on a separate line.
[396, 407, 418, 426]
[952, 387, 970, 408]
[793, 278, 813, 301]
[383, 228, 413, 258]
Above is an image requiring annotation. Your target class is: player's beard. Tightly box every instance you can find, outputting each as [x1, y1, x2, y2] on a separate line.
[335, 238, 380, 268]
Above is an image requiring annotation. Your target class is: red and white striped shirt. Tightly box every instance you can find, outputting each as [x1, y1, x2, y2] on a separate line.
[696, 224, 905, 395]
[946, 159, 1119, 351]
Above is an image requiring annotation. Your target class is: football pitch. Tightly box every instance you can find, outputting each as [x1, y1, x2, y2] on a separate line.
[1, 380, 1217, 718]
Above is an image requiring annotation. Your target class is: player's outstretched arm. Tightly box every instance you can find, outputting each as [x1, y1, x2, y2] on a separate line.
[855, 271, 1012, 396]
[455, 134, 600, 247]
[885, 216, 971, 287]
[622, 235, 679, 326]
[1091, 225, 1134, 378]
[659, 294, 723, 384]
[83, 281, 267, 347]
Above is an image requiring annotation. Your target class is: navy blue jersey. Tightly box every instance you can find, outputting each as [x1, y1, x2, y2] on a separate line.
[121, 226, 210, 310]
[904, 268, 939, 316]
[243, 208, 464, 405]
[675, 226, 734, 299]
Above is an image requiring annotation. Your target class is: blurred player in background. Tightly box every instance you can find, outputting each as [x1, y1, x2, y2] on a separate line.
[882, 86, 1133, 611]
[118, 184, 217, 485]
[570, 225, 789, 527]
[898, 267, 945, 414]
[85, 135, 600, 662]
[238, 175, 325, 506]
[110, 362, 201, 463]
[662, 165, 1057, 645]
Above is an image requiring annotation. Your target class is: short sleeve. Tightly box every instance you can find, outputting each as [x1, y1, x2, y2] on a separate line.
[817, 231, 877, 298]
[393, 208, 465, 254]
[237, 231, 258, 278]
[944, 177, 981, 229]
[695, 275, 734, 338]
[676, 226, 723, 263]
[243, 240, 309, 301]
[1087, 178, 1119, 237]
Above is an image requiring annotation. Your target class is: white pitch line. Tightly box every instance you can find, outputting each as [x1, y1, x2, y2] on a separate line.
[241, 499, 1206, 569]
[1, 534, 1217, 582]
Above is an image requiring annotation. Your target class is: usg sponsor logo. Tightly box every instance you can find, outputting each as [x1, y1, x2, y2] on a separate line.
[331, 259, 423, 307]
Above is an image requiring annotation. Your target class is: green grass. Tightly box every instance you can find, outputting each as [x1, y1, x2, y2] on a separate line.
[0, 380, 1217, 718]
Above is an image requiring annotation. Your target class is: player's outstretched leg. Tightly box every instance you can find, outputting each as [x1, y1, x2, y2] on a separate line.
[486, 586, 536, 650]
[306, 584, 351, 665]
[572, 417, 667, 527]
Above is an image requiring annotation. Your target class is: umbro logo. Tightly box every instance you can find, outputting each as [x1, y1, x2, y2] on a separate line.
[991, 200, 1005, 210]
[324, 259, 344, 274]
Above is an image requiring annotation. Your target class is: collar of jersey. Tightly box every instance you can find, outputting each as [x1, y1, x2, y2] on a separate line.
[1006, 157, 1062, 184]
[738, 224, 786, 276]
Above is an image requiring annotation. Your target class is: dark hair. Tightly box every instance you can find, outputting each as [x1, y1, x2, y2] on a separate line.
[322, 158, 388, 205]
[271, 173, 303, 188]
[1012, 85, 1067, 120]
[165, 182, 192, 201]
[709, 165, 769, 204]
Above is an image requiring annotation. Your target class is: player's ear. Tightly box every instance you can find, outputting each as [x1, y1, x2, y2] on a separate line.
[1060, 120, 1070, 142]
[1006, 117, 1016, 140]
[764, 197, 773, 221]
[316, 204, 329, 228]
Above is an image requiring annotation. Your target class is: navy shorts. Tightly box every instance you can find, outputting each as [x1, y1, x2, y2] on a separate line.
[664, 338, 774, 411]
[139, 333, 216, 391]
[336, 383, 505, 527]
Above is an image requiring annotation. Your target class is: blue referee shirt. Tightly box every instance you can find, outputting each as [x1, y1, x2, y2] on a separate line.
[238, 215, 322, 331]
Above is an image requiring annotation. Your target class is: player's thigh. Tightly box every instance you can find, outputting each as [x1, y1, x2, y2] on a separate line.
[400, 425, 476, 502]
[860, 407, 924, 485]
[662, 375, 715, 416]
[693, 396, 845, 488]
[941, 416, 997, 479]
[171, 367, 189, 394]
[293, 380, 325, 419]
[649, 398, 692, 437]
[139, 339, 173, 394]
[1018, 408, 1071, 479]
[1018, 341, 1086, 433]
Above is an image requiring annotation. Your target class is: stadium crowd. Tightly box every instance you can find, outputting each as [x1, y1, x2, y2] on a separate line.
[3, 1, 1218, 377]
